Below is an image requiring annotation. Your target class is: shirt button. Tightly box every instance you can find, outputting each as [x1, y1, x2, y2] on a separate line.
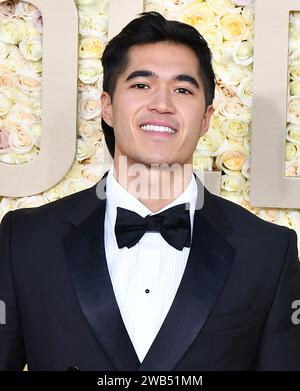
[145, 289, 150, 294]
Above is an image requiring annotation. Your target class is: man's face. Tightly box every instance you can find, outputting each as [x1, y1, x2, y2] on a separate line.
[101, 41, 214, 168]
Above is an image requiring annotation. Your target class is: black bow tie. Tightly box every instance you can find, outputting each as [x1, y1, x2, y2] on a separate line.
[114, 203, 191, 251]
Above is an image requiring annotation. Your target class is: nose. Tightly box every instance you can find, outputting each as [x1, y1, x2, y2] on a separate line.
[147, 87, 176, 114]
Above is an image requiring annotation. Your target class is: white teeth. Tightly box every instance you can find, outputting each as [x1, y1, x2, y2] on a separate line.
[140, 124, 176, 134]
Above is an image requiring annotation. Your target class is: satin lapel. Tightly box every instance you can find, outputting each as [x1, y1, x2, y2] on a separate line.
[139, 176, 235, 371]
[63, 176, 140, 371]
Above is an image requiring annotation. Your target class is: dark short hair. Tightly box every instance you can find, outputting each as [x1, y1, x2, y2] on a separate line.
[101, 11, 215, 158]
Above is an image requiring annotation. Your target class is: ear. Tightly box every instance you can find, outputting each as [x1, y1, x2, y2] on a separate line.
[101, 91, 113, 127]
[200, 104, 214, 136]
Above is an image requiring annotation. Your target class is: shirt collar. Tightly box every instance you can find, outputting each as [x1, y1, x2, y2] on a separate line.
[105, 166, 198, 230]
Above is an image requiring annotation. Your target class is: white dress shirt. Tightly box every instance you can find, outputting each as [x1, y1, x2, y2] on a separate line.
[104, 167, 198, 362]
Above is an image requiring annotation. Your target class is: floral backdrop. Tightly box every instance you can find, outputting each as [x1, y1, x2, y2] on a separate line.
[0, 0, 300, 254]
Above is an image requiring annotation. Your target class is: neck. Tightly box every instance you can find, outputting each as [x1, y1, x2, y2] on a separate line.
[113, 158, 193, 213]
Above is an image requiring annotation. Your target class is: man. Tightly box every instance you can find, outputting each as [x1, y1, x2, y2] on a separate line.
[0, 12, 300, 371]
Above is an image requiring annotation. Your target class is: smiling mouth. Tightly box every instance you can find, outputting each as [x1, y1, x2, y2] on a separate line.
[140, 124, 177, 134]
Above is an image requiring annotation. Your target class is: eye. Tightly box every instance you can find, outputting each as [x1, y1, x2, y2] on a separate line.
[131, 83, 150, 89]
[175, 87, 192, 95]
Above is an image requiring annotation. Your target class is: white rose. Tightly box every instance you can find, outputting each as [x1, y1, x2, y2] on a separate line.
[79, 36, 105, 59]
[223, 118, 249, 141]
[219, 12, 248, 41]
[290, 80, 300, 96]
[206, 0, 235, 14]
[18, 19, 40, 41]
[287, 95, 300, 124]
[8, 123, 34, 154]
[17, 1, 39, 18]
[237, 75, 252, 106]
[78, 87, 101, 120]
[286, 142, 299, 161]
[0, 92, 12, 116]
[232, 39, 253, 66]
[289, 61, 300, 80]
[286, 123, 300, 144]
[79, 120, 102, 142]
[0, 41, 9, 60]
[212, 41, 235, 64]
[233, 0, 254, 5]
[221, 172, 246, 194]
[217, 99, 251, 122]
[277, 210, 300, 231]
[0, 72, 13, 90]
[258, 208, 279, 223]
[0, 197, 17, 219]
[215, 63, 246, 86]
[79, 11, 108, 38]
[0, 20, 21, 45]
[7, 103, 37, 125]
[15, 195, 45, 209]
[78, 59, 102, 84]
[198, 24, 223, 51]
[192, 152, 213, 171]
[19, 37, 42, 61]
[65, 161, 83, 180]
[63, 178, 91, 195]
[241, 157, 250, 179]
[76, 138, 95, 161]
[43, 183, 65, 202]
[196, 128, 228, 157]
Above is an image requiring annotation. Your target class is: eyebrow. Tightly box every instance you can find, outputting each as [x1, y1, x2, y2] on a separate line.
[125, 70, 200, 89]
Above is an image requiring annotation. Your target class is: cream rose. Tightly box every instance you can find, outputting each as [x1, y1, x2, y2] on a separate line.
[78, 59, 102, 84]
[43, 183, 65, 202]
[0, 72, 13, 90]
[15, 69, 41, 93]
[233, 0, 254, 5]
[8, 123, 34, 154]
[216, 148, 247, 173]
[19, 37, 42, 62]
[180, 2, 216, 28]
[215, 63, 246, 86]
[219, 13, 248, 41]
[286, 142, 299, 161]
[82, 164, 102, 183]
[79, 37, 105, 59]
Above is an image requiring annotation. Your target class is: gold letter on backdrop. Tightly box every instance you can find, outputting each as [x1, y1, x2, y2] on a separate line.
[251, 0, 300, 208]
[0, 0, 78, 197]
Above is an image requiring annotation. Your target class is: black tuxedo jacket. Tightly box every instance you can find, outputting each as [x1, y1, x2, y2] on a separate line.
[0, 172, 300, 371]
